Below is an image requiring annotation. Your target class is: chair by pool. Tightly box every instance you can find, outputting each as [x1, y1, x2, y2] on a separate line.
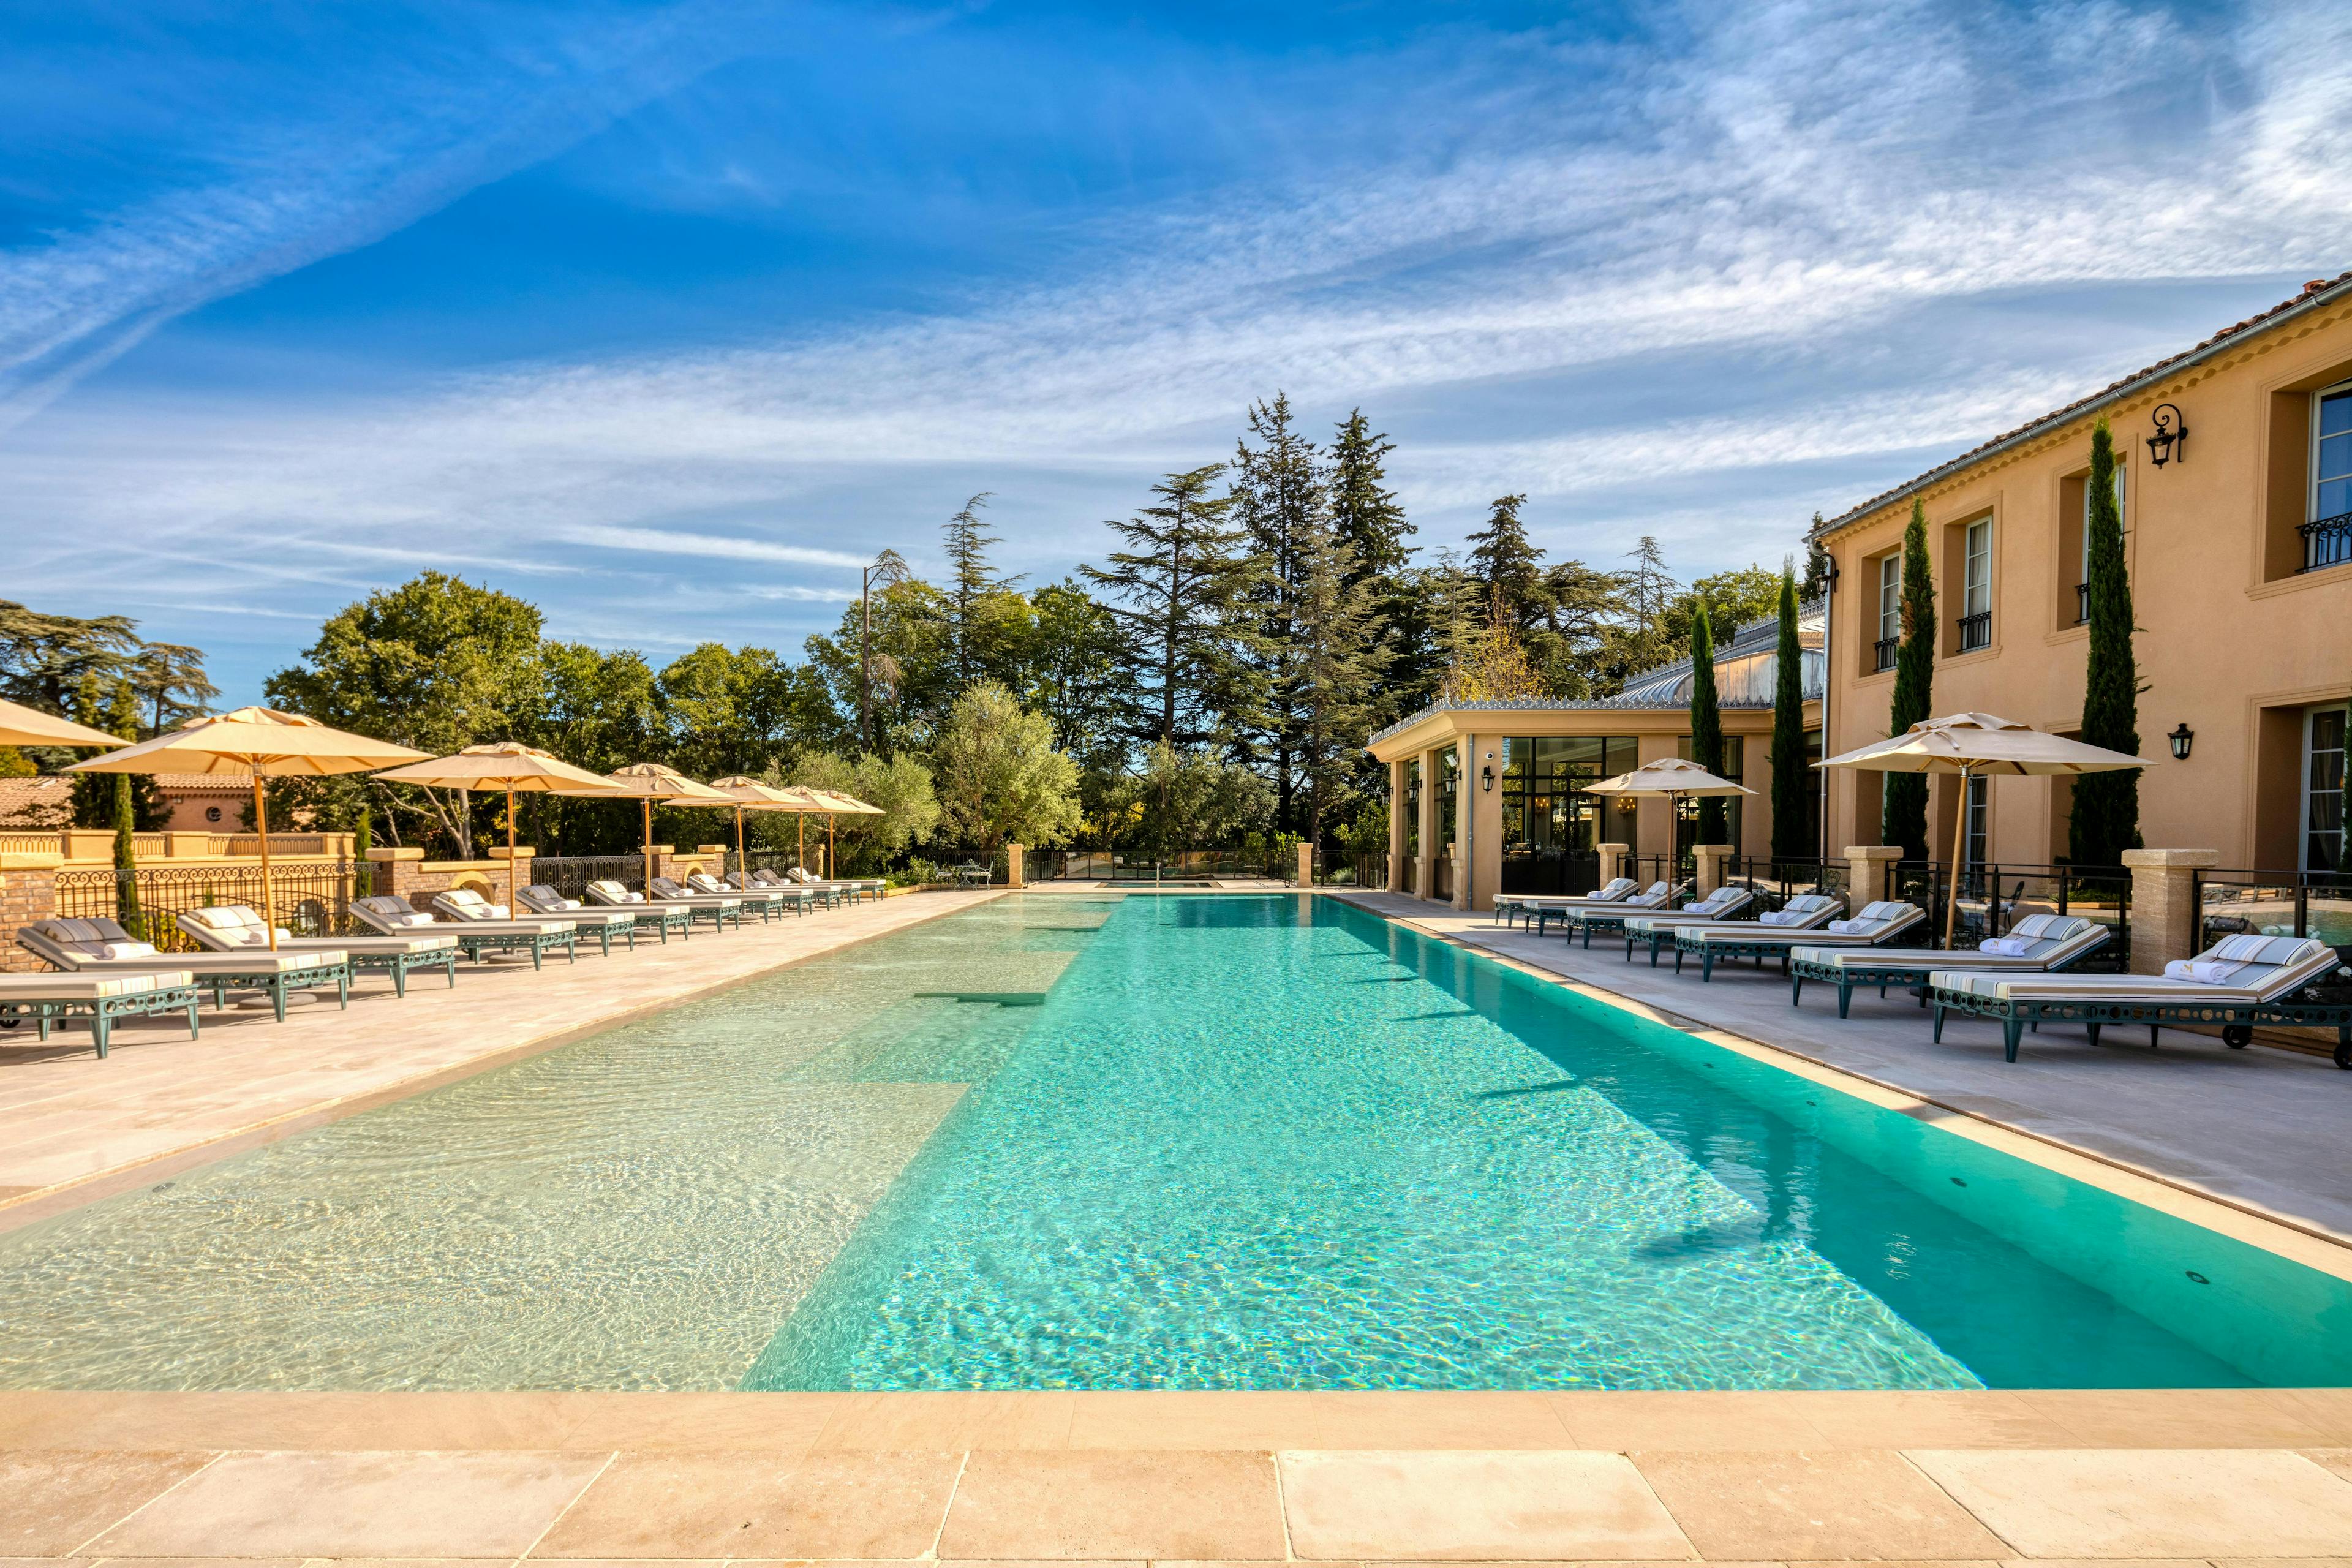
[1495, 877, 1636, 929]
[177, 904, 461, 997]
[685, 870, 796, 921]
[0, 969, 202, 1058]
[511, 886, 640, 955]
[1929, 933, 2352, 1064]
[1631, 892, 1842, 966]
[353, 895, 576, 970]
[18, 918, 350, 1022]
[1583, 883, 1753, 951]
[647, 877, 747, 929]
[1792, 913, 2110, 1018]
[1534, 881, 1679, 936]
[1675, 900, 1922, 981]
[584, 880, 726, 935]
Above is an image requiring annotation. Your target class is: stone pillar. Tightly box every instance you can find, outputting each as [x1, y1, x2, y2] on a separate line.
[1386, 759, 1408, 892]
[643, 844, 676, 886]
[1845, 845, 1902, 911]
[1415, 746, 1442, 903]
[1296, 839, 1314, 887]
[0, 851, 62, 974]
[1449, 746, 1474, 911]
[162, 832, 211, 859]
[62, 829, 111, 864]
[1007, 843, 1025, 888]
[1694, 844, 1735, 899]
[2122, 848, 2220, 977]
[366, 846, 427, 907]
[1597, 842, 1629, 889]
[1465, 737, 1504, 914]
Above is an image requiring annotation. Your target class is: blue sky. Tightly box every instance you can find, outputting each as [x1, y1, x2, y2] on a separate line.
[6, 0, 2350, 702]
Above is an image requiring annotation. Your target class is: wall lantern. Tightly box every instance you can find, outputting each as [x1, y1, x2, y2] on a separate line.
[2145, 404, 2188, 468]
[2168, 723, 2193, 761]
[1480, 750, 1496, 792]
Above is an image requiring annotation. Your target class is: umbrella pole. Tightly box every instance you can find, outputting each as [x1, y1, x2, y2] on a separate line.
[827, 813, 835, 880]
[1944, 766, 1972, 949]
[507, 786, 518, 913]
[251, 776, 277, 952]
[734, 806, 745, 883]
[642, 799, 654, 895]
[797, 813, 805, 870]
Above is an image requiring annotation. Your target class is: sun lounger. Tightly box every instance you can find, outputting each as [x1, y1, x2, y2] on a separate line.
[1581, 884, 1753, 950]
[18, 918, 350, 1022]
[509, 885, 639, 955]
[352, 895, 576, 970]
[1628, 894, 1842, 966]
[424, 890, 585, 967]
[685, 870, 799, 920]
[647, 877, 747, 929]
[1929, 933, 2352, 1064]
[720, 871, 821, 912]
[584, 880, 729, 934]
[1494, 878, 1638, 929]
[1532, 881, 1679, 937]
[1792, 913, 2111, 1018]
[750, 867, 846, 908]
[768, 866, 884, 904]
[0, 969, 203, 1059]
[177, 904, 460, 997]
[1674, 899, 1921, 981]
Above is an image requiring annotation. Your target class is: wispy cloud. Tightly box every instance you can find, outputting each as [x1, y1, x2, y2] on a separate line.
[562, 526, 869, 570]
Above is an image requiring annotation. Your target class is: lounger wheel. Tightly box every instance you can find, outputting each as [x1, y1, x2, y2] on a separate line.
[2334, 1038, 2351, 1070]
[2222, 1025, 2252, 1049]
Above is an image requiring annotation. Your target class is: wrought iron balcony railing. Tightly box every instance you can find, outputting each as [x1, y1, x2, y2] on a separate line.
[1872, 635, 1898, 672]
[2301, 512, 2352, 573]
[1958, 609, 1992, 651]
[2075, 581, 2089, 623]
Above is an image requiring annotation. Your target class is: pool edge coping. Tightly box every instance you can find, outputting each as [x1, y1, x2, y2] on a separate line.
[1330, 891, 2352, 1285]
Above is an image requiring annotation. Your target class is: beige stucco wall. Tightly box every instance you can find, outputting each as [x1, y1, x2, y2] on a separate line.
[1820, 293, 2352, 870]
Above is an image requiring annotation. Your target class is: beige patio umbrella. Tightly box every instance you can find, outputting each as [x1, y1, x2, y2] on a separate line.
[551, 762, 732, 894]
[1817, 712, 2155, 948]
[372, 743, 624, 911]
[707, 777, 823, 881]
[799, 788, 882, 879]
[66, 707, 427, 949]
[1585, 757, 1753, 878]
[0, 697, 132, 749]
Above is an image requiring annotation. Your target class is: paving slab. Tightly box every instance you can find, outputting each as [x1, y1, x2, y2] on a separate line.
[1907, 1447, 2352, 1558]
[1276, 1450, 1694, 1561]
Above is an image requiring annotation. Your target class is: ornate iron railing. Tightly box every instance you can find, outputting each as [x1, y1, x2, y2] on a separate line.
[2192, 867, 2352, 952]
[1722, 856, 1849, 913]
[1872, 636, 1898, 672]
[1877, 859, 2131, 963]
[2301, 512, 2352, 573]
[1957, 609, 1992, 650]
[2075, 581, 2090, 623]
[1499, 850, 1602, 897]
[50, 860, 358, 951]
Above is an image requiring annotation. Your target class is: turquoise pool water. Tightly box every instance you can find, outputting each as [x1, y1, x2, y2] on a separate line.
[2, 894, 2347, 1390]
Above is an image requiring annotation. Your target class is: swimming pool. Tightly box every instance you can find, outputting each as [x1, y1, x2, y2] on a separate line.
[2, 893, 2346, 1391]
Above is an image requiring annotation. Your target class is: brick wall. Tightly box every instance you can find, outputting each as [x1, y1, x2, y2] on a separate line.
[0, 852, 62, 973]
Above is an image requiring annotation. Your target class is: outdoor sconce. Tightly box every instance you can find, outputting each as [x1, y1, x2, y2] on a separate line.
[2168, 723, 2193, 761]
[2145, 404, 2187, 467]
[1481, 750, 1496, 792]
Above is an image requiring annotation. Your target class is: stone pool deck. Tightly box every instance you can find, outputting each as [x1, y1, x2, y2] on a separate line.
[1336, 891, 2352, 1246]
[0, 888, 1003, 1225]
[10, 1389, 2352, 1561]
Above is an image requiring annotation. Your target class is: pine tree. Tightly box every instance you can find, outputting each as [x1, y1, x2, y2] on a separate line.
[2071, 417, 2141, 865]
[1467, 494, 1544, 628]
[1285, 510, 1390, 861]
[1081, 464, 1264, 753]
[1230, 393, 1325, 829]
[941, 492, 1017, 689]
[1327, 410, 1414, 582]
[1768, 565, 1811, 861]
[1687, 600, 1727, 844]
[1882, 499, 1936, 859]
[1798, 513, 1831, 603]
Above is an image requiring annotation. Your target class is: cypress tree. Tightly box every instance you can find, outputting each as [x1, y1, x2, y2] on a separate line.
[112, 773, 143, 941]
[1768, 565, 1810, 861]
[1688, 600, 1725, 845]
[2071, 417, 2141, 865]
[355, 804, 374, 897]
[1882, 499, 1935, 860]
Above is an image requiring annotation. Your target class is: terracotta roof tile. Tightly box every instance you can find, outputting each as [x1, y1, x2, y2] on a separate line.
[1817, 271, 2352, 538]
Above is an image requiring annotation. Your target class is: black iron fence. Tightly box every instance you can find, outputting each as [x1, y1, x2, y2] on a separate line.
[2193, 867, 2352, 954]
[1875, 860, 2132, 965]
[51, 860, 359, 952]
[1499, 851, 1602, 897]
[1721, 857, 1849, 913]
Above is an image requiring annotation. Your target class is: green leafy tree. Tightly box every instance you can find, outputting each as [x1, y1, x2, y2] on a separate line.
[1882, 499, 1936, 859]
[111, 767, 144, 940]
[1283, 508, 1390, 856]
[355, 805, 374, 896]
[1327, 410, 1414, 582]
[1664, 565, 1782, 650]
[0, 600, 141, 715]
[942, 493, 1027, 690]
[1082, 464, 1264, 752]
[932, 682, 1082, 850]
[1466, 493, 1544, 630]
[1022, 578, 1133, 781]
[266, 571, 546, 855]
[70, 678, 161, 830]
[2071, 417, 2142, 866]
[531, 641, 664, 854]
[657, 643, 809, 779]
[1231, 393, 1325, 827]
[1768, 566, 1812, 861]
[763, 750, 940, 873]
[1121, 741, 1273, 858]
[803, 575, 952, 752]
[1687, 601, 1727, 844]
[129, 641, 217, 733]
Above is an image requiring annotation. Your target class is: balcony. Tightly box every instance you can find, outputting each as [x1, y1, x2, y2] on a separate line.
[1958, 610, 1992, 652]
[2302, 512, 2352, 573]
[2075, 582, 2089, 623]
[1872, 636, 1898, 673]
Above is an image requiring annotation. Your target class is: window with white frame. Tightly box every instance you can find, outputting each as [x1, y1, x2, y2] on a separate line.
[1960, 518, 1992, 649]
[2310, 382, 2352, 571]
[1875, 554, 1900, 669]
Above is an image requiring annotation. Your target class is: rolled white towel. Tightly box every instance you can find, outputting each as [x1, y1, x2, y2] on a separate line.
[2164, 958, 2247, 985]
[1825, 918, 1866, 934]
[1978, 936, 2035, 957]
[92, 940, 160, 959]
